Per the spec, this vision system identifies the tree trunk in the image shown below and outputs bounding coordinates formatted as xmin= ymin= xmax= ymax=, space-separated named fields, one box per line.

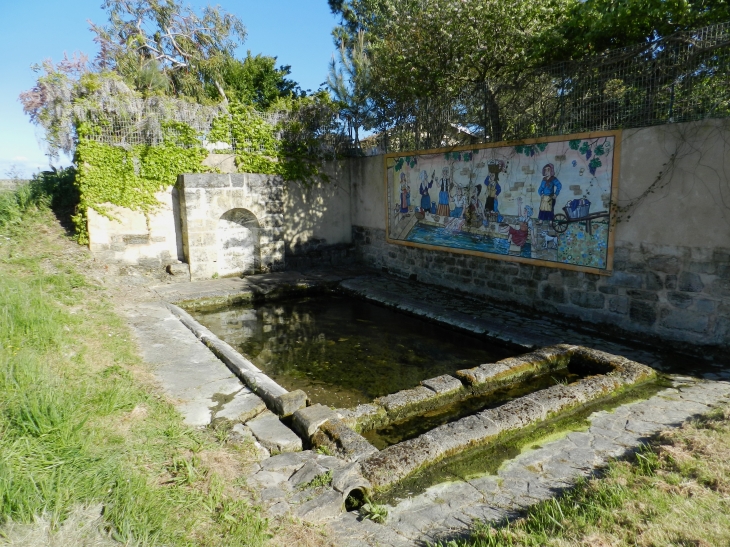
xmin=213 ymin=79 xmax=228 ymax=105
xmin=484 ymin=85 xmax=502 ymax=143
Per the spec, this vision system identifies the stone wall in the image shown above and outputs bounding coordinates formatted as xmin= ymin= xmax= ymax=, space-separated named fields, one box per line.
xmin=349 ymin=120 xmax=730 ymax=350
xmin=178 ymin=173 xmax=286 ymax=280
xmin=87 ymin=189 xmax=184 ymax=269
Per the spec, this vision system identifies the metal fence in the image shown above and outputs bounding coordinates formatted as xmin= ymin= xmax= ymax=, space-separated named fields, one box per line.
xmin=85 ymin=21 xmax=730 ymax=157
xmin=365 ymin=21 xmax=730 ymax=154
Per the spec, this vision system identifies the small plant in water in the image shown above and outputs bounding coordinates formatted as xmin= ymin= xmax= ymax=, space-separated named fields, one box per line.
xmin=359 ymin=496 xmax=388 ymax=524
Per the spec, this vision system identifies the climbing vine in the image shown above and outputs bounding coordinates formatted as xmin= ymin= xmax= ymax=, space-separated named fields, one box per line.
xmin=73 ymin=122 xmax=210 ymax=243
xmin=208 ymin=100 xmax=335 ymax=186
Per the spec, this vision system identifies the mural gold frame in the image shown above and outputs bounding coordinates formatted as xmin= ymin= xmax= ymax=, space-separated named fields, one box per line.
xmin=383 ymin=130 xmax=622 ymax=276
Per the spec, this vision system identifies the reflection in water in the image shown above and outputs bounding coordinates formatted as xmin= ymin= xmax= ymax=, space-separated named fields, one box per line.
xmin=191 ymin=294 xmax=515 ymax=407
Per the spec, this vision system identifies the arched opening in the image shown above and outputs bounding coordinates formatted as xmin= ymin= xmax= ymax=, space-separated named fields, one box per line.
xmin=217 ymin=208 xmax=260 ymax=277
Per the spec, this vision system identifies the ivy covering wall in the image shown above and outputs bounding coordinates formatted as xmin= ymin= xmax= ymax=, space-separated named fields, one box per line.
xmin=73 ymin=122 xmax=210 ymax=243
xmin=70 ymin=99 xmax=336 ymax=243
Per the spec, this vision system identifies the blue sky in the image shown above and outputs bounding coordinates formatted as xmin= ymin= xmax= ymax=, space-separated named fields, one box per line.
xmin=0 ymin=0 xmax=340 ymax=177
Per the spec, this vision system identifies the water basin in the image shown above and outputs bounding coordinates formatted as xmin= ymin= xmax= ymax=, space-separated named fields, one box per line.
xmin=190 ymin=293 xmax=516 ymax=408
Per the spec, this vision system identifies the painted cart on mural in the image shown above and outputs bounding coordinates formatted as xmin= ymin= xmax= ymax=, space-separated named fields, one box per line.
xmin=551 ymin=199 xmax=610 ymax=235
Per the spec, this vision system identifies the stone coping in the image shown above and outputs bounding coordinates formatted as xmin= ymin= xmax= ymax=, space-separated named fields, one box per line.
xmin=336 ymin=345 xmax=577 ymax=434
xmin=358 ymin=346 xmax=656 ymax=491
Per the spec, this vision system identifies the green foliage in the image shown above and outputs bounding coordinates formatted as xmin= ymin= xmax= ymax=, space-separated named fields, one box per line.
xmin=538 ymin=0 xmax=730 ymax=62
xmin=299 ymin=470 xmax=333 ymax=490
xmin=90 ymin=0 xmax=247 ymax=103
xmin=210 ymin=100 xmax=334 ymax=187
xmin=220 ymin=52 xmax=303 ymax=110
xmin=359 ymin=496 xmax=388 ymax=523
xmin=73 ymin=125 xmax=209 ymax=244
xmin=0 ymin=211 xmax=271 ymax=545
xmin=0 ymin=168 xmax=78 ymax=229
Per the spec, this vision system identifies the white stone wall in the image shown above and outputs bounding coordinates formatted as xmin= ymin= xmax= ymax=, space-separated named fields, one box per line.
xmin=87 ymin=188 xmax=183 ymax=268
xmin=178 ymin=173 xmax=286 ymax=280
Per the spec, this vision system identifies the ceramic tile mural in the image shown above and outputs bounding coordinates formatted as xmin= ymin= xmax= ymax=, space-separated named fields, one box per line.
xmin=385 ymin=132 xmax=620 ymax=274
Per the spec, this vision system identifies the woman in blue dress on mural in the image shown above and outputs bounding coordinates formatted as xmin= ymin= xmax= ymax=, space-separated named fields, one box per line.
xmin=419 ymin=170 xmax=434 ymax=212
xmin=537 ymin=163 xmax=562 ymax=222
xmin=437 ymin=167 xmax=450 ymax=216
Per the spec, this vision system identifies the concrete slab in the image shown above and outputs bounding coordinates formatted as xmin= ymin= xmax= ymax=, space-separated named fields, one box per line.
xmin=125 ymin=301 xmax=244 ymax=427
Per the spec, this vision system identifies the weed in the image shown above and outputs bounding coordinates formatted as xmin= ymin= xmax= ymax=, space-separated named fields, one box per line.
xmin=359 ymin=496 xmax=388 ymax=524
xmin=316 ymin=445 xmax=333 ymax=456
xmin=299 ymin=470 xmax=333 ymax=490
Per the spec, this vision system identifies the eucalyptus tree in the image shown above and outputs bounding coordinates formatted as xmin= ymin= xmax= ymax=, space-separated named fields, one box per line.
xmin=90 ymin=0 xmax=247 ymax=102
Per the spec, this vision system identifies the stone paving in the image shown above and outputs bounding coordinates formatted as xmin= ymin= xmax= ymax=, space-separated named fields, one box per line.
xmin=327 ymin=377 xmax=730 ymax=546
xmin=123 ymin=271 xmax=730 ymax=547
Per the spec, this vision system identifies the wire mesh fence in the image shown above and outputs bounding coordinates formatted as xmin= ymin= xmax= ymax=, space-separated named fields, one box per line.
xmin=84 ymin=21 xmax=730 ymax=157
xmin=365 ymin=21 xmax=730 ymax=155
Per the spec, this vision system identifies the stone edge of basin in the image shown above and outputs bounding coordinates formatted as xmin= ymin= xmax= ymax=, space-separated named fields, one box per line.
xmin=155 ymin=271 xmax=338 ymax=312
xmin=335 ymin=344 xmax=579 ymax=433
xmin=166 ymin=303 xmax=307 ymax=419
xmin=358 ymin=345 xmax=657 ymax=492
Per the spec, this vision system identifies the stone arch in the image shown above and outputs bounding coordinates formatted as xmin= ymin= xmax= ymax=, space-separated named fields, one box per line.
xmin=217 ymin=208 xmax=260 ymax=276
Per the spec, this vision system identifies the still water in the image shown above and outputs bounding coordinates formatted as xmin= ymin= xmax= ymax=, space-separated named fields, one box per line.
xmin=190 ymin=294 xmax=516 ymax=408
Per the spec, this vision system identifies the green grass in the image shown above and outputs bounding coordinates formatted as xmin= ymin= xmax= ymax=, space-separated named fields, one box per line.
xmin=436 ymin=406 xmax=730 ymax=547
xmin=0 ymin=199 xmax=271 ymax=545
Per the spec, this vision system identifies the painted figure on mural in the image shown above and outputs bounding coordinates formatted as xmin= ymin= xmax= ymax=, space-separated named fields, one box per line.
xmin=437 ymin=167 xmax=451 ymax=216
xmin=538 ymin=163 xmax=562 ymax=222
xmin=504 ymin=199 xmax=535 ymax=256
xmin=419 ymin=170 xmax=434 ymax=212
xmin=399 ymin=172 xmax=410 ymax=214
xmin=451 ymin=185 xmax=466 ymax=218
xmin=466 ymin=184 xmax=483 ymax=227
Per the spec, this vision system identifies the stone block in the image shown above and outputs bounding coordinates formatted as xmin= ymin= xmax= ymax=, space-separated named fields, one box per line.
xmin=660 ymin=309 xmax=710 ymax=333
xmin=665 ymin=275 xmax=678 ymax=290
xmin=311 ymin=418 xmax=378 ymax=462
xmin=667 ymin=291 xmax=693 ymax=309
xmin=629 ymin=299 xmax=657 ymax=326
xmin=421 ymin=374 xmax=464 ymax=395
xmin=273 ymin=389 xmax=308 ymax=418
xmin=626 ymin=289 xmax=659 ymax=302
xmin=296 ymin=490 xmax=344 ymax=523
xmin=646 ymin=256 xmax=681 ymax=274
xmin=539 ymin=284 xmax=566 ymax=303
xmin=289 ymin=460 xmax=328 ymax=488
xmin=215 ymin=390 xmax=266 ymax=423
xmin=678 ymin=271 xmax=704 ymax=292
xmin=569 ymin=290 xmax=605 ymax=309
xmin=336 ymin=404 xmax=387 ymax=432
xmin=375 ymin=386 xmax=438 ymax=421
xmin=695 ymin=299 xmax=717 ymax=313
xmin=261 ymin=451 xmax=316 ymax=475
xmin=605 ymin=271 xmax=643 ymax=289
xmin=608 ymin=295 xmax=629 ymax=314
xmin=644 ymin=272 xmax=663 ymax=291
xmin=293 ymin=404 xmax=338 ymax=438
xmin=247 ymin=411 xmax=302 ymax=454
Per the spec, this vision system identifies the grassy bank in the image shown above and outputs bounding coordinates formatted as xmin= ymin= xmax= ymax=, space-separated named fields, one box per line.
xmin=0 ymin=186 xmax=271 ymax=544
xmin=439 ymin=404 xmax=730 ymax=547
